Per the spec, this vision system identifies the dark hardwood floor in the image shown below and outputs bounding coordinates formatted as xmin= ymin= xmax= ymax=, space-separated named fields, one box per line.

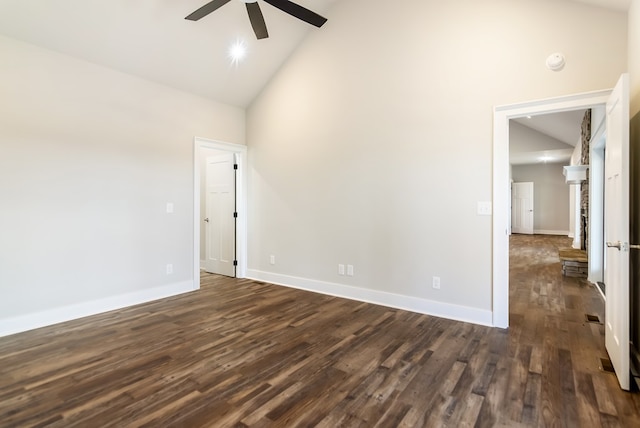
xmin=1 ymin=234 xmax=639 ymax=427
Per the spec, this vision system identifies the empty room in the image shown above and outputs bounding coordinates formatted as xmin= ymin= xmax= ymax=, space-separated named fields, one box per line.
xmin=1 ymin=0 xmax=640 ymax=426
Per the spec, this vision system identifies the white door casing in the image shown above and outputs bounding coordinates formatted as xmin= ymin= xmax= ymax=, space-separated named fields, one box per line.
xmin=589 ymin=118 xmax=607 ymax=287
xmin=604 ymin=74 xmax=630 ymax=391
xmin=193 ymin=137 xmax=247 ymax=291
xmin=493 ymin=89 xmax=612 ymax=329
xmin=512 ymin=182 xmax=534 ymax=235
xmin=204 ymin=153 xmax=236 ymax=277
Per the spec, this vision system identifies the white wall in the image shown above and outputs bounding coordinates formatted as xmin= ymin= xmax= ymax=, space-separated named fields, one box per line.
xmin=512 ymin=164 xmax=570 ymax=234
xmin=246 ymin=0 xmax=627 ymax=324
xmin=0 ymin=35 xmax=245 ymax=334
xmin=631 ymin=0 xmax=640 ymax=116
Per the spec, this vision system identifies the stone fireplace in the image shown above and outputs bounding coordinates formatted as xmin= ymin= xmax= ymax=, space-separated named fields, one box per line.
xmin=580 ymin=110 xmax=591 ymax=251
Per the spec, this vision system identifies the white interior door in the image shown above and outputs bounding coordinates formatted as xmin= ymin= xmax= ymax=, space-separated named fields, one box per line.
xmin=512 ymin=182 xmax=534 ymax=234
xmin=604 ymin=74 xmax=630 ymax=390
xmin=204 ymin=153 xmax=236 ymax=277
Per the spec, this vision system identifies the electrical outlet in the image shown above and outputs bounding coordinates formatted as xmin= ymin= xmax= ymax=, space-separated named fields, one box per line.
xmin=432 ymin=276 xmax=441 ymax=289
xmin=347 ymin=265 xmax=354 ymax=277
xmin=270 ymin=255 xmax=275 ymax=265
xmin=338 ymin=264 xmax=345 ymax=275
xmin=166 ymin=264 xmax=173 ymax=275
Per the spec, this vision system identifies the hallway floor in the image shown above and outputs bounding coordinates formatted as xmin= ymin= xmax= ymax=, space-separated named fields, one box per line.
xmin=508 ymin=233 xmax=639 ymax=426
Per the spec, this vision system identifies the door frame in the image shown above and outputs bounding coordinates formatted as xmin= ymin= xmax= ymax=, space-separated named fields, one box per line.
xmin=589 ymin=115 xmax=607 ymax=289
xmin=193 ymin=137 xmax=248 ymax=290
xmin=492 ymin=89 xmax=611 ymax=328
xmin=203 ymin=152 xmax=237 ymax=277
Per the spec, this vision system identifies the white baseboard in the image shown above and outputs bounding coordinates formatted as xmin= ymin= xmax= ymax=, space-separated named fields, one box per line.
xmin=200 ymin=260 xmax=206 ymax=270
xmin=246 ymin=270 xmax=493 ymax=327
xmin=534 ymin=229 xmax=570 ymax=236
xmin=0 ymin=280 xmax=194 ymax=338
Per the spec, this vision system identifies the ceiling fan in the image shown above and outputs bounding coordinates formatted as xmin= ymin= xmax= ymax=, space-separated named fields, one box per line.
xmin=185 ymin=0 xmax=328 ymax=40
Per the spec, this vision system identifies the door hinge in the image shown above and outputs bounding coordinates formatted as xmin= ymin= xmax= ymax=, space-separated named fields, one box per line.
xmin=233 ymin=212 xmax=238 ymax=218
xmin=233 ymin=260 xmax=238 ymax=266
xmin=234 ymin=164 xmax=238 ymax=170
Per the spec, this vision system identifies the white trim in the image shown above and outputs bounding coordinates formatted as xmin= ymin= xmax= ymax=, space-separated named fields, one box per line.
xmin=493 ymin=89 xmax=611 ymax=329
xmin=247 ymin=270 xmax=493 ymax=327
xmin=533 ymin=229 xmax=570 ymax=236
xmin=572 ymin=183 xmax=583 ymax=249
xmin=594 ymin=280 xmax=606 ymax=301
xmin=588 ymin=116 xmax=607 ymax=285
xmin=193 ymin=137 xmax=248 ymax=292
xmin=200 ymin=260 xmax=206 ymax=270
xmin=0 ymin=281 xmax=193 ymax=338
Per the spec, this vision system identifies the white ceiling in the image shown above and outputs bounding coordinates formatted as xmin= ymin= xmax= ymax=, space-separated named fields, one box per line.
xmin=513 ymin=110 xmax=586 ymax=146
xmin=511 ymin=110 xmax=587 ymax=165
xmin=0 ymin=0 xmax=629 ymax=108
xmin=0 ymin=0 xmax=337 ymax=107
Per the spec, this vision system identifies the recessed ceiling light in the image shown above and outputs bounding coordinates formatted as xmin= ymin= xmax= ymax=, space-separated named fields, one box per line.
xmin=539 ymin=156 xmax=553 ymax=162
xmin=228 ymin=40 xmax=247 ymax=66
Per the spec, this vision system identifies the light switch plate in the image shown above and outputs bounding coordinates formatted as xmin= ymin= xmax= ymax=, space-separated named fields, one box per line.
xmin=166 ymin=202 xmax=174 ymax=214
xmin=477 ymin=201 xmax=492 ymax=216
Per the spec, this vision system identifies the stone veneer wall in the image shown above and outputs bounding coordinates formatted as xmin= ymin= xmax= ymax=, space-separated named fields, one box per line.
xmin=580 ymin=109 xmax=591 ymax=251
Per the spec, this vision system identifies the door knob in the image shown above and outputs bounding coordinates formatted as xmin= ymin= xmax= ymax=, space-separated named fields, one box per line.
xmin=204 ymin=218 xmax=209 ymax=223
xmin=606 ymin=241 xmax=622 ymax=250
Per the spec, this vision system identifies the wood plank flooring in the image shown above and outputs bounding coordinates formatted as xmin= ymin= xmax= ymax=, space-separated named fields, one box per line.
xmin=1 ymin=234 xmax=639 ymax=427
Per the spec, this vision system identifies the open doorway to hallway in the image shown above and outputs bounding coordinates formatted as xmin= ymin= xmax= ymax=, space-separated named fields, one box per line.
xmin=492 ymin=89 xmax=611 ymax=329
xmin=509 ymin=110 xmax=584 ymax=237
xmin=192 ymin=137 xmax=248 ymax=290
xmin=494 ymin=76 xmax=632 ymax=390
xmin=508 ymin=108 xmax=602 ymax=284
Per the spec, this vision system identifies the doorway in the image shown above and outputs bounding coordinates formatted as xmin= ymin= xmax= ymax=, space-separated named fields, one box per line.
xmin=492 ymin=89 xmax=612 ymax=328
xmin=203 ymin=152 xmax=237 ymax=277
xmin=193 ymin=137 xmax=247 ymax=290
xmin=494 ymin=77 xmax=632 ymax=390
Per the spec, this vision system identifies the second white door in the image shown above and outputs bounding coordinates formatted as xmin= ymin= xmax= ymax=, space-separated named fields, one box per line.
xmin=604 ymin=74 xmax=630 ymax=390
xmin=204 ymin=153 xmax=236 ymax=277
xmin=512 ymin=182 xmax=534 ymax=235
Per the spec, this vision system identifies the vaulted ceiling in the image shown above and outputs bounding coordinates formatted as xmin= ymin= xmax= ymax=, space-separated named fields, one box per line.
xmin=510 ymin=110 xmax=586 ymax=165
xmin=0 ymin=0 xmax=630 ymax=108
xmin=0 ymin=0 xmax=337 ymax=107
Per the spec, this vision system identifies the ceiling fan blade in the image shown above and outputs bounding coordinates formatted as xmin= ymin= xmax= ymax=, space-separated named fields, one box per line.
xmin=246 ymin=2 xmax=269 ymax=39
xmin=185 ymin=0 xmax=233 ymax=21
xmin=263 ymin=0 xmax=327 ymax=28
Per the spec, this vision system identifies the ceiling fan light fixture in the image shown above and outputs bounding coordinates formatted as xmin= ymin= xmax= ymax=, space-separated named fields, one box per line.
xmin=186 ymin=0 xmax=327 ymax=40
